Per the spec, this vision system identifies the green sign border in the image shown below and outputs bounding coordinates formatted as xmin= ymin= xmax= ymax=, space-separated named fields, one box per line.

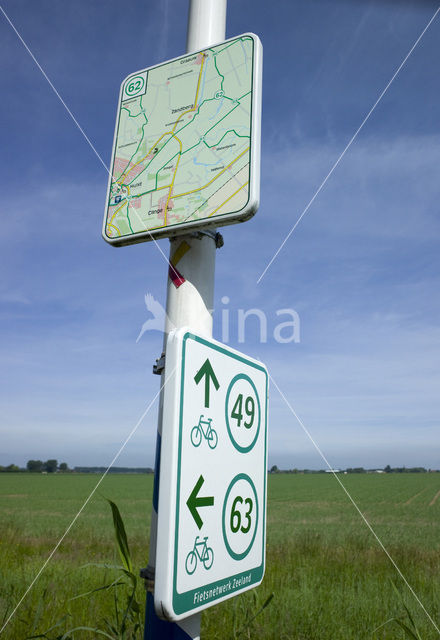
xmin=225 ymin=373 xmax=261 ymax=452
xmin=172 ymin=332 xmax=268 ymax=615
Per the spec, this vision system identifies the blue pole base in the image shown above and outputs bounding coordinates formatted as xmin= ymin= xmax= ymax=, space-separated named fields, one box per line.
xmin=144 ymin=591 xmax=194 ymax=640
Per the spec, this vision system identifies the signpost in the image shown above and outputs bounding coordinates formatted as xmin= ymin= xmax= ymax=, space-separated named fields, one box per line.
xmin=103 ymin=1 xmax=266 ymax=637
xmin=155 ymin=328 xmax=268 ymax=620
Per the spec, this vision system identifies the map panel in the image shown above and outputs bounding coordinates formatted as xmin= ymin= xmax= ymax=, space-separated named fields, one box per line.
xmin=103 ymin=34 xmax=262 ymax=245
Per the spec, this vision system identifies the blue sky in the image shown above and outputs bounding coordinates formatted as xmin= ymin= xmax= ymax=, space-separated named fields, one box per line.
xmin=1 ymin=0 xmax=439 ymax=470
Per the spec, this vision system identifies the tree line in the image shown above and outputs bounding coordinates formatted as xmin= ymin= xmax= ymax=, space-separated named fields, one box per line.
xmin=269 ymin=465 xmax=436 ymax=474
xmin=0 ymin=461 xmax=154 ymax=473
xmin=0 ymin=460 xmax=69 ymax=473
xmin=2 ymin=462 xmax=435 ymax=474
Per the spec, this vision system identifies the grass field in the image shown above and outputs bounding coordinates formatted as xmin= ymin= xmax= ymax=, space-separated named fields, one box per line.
xmin=0 ymin=473 xmax=439 ymax=639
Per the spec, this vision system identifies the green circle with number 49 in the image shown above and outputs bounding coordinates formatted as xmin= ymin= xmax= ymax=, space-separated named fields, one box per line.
xmin=225 ymin=374 xmax=261 ymax=453
xmin=222 ymin=473 xmax=259 ymax=560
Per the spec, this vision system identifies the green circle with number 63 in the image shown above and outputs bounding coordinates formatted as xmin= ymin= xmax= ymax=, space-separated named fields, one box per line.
xmin=222 ymin=473 xmax=259 ymax=560
xmin=225 ymin=373 xmax=261 ymax=453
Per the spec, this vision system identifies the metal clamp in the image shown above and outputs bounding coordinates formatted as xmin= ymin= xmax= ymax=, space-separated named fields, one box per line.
xmin=168 ymin=228 xmax=224 ymax=248
xmin=140 ymin=565 xmax=155 ymax=593
xmin=190 ymin=229 xmax=224 ymax=248
xmin=214 ymin=231 xmax=224 ymax=248
xmin=153 ymin=352 xmax=165 ymax=375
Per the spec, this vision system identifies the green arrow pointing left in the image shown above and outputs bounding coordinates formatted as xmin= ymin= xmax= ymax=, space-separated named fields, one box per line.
xmin=186 ymin=475 xmax=214 ymax=530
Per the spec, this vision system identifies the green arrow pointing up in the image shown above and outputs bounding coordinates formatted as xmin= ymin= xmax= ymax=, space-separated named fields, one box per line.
xmin=194 ymin=358 xmax=219 ymax=408
xmin=186 ymin=475 xmax=214 ymax=530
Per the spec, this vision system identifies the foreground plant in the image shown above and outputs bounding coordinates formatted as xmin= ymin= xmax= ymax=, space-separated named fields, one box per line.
xmin=372 ymin=580 xmax=424 ymax=640
xmin=389 ymin=580 xmax=423 ymax=640
xmin=62 ymin=499 xmax=143 ymax=640
xmin=21 ymin=593 xmax=70 ymax=640
xmin=234 ymin=591 xmax=275 ymax=640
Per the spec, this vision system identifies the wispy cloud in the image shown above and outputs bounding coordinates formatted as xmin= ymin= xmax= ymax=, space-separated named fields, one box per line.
xmin=0 ymin=291 xmax=31 ymax=305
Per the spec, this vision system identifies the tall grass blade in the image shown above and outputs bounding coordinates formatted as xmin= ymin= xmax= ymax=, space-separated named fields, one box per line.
xmin=61 ymin=626 xmax=116 ymax=639
xmin=389 ymin=580 xmax=423 ymax=640
xmin=24 ymin=614 xmax=70 ymax=639
xmin=23 ymin=613 xmax=70 ymax=639
xmin=68 ymin=578 xmax=125 ymax=601
xmin=233 ymin=592 xmax=274 ymax=638
xmin=393 ymin=618 xmax=422 ymax=640
xmin=29 ymin=587 xmax=46 ymax=635
xmin=106 ymin=498 xmax=133 ymax=574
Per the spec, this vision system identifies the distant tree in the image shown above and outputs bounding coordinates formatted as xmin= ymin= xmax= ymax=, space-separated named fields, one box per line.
xmin=44 ymin=459 xmax=58 ymax=473
xmin=59 ymin=462 xmax=69 ymax=472
xmin=384 ymin=465 xmax=391 ymax=473
xmin=0 ymin=465 xmax=5 ymax=472
xmin=269 ymin=465 xmax=279 ymax=474
xmin=27 ymin=460 xmax=44 ymax=472
xmin=6 ymin=464 xmax=20 ymax=472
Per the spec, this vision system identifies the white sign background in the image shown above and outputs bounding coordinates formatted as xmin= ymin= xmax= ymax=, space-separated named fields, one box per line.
xmin=155 ymin=328 xmax=268 ymax=621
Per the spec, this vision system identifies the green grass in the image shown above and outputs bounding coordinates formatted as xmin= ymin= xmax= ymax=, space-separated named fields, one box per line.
xmin=0 ymin=473 xmax=439 ymax=639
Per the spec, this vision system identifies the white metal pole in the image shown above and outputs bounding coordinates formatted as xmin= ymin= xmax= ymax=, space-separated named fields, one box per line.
xmin=186 ymin=0 xmax=227 ymax=52
xmin=144 ymin=2 xmax=227 ymax=639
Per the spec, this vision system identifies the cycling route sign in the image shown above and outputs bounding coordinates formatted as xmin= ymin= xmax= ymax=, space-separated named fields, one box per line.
xmin=155 ymin=328 xmax=268 ymax=620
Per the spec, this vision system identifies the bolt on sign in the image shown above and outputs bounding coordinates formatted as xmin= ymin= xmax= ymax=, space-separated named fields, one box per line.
xmin=103 ymin=33 xmax=262 ymax=246
xmin=155 ymin=328 xmax=268 ymax=620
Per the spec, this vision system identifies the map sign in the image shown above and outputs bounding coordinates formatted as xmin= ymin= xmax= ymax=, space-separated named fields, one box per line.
xmin=155 ymin=328 xmax=268 ymax=621
xmin=103 ymin=34 xmax=262 ymax=246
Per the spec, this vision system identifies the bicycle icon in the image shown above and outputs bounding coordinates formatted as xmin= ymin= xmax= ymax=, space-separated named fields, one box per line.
xmin=185 ymin=536 xmax=214 ymax=575
xmin=190 ymin=415 xmax=218 ymax=449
